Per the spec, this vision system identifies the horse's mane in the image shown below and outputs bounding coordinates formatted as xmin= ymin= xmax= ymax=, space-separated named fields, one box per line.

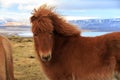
xmin=31 ymin=5 xmax=81 ymax=36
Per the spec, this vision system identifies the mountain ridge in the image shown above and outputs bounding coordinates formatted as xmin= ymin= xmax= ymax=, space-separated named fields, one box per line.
xmin=0 ymin=18 xmax=120 ymax=32
xmin=69 ymin=18 xmax=120 ymax=32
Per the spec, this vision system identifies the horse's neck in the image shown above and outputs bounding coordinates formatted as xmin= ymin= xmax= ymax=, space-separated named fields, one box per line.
xmin=53 ymin=33 xmax=80 ymax=49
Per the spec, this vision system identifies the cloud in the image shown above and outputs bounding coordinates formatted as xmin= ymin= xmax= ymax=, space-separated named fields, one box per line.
xmin=1 ymin=0 xmax=26 ymax=8
xmin=1 ymin=0 xmax=120 ymax=21
xmin=0 ymin=0 xmax=58 ymax=21
xmin=1 ymin=0 xmax=119 ymax=13
xmin=18 ymin=4 xmax=34 ymax=11
xmin=57 ymin=0 xmax=120 ymax=10
xmin=1 ymin=0 xmax=57 ymax=10
xmin=64 ymin=16 xmax=101 ymax=20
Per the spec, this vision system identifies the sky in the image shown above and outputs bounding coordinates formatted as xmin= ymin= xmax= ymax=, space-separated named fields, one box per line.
xmin=0 ymin=0 xmax=120 ymax=21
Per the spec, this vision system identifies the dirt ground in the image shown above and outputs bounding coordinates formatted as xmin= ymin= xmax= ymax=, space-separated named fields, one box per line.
xmin=8 ymin=36 xmax=47 ymax=80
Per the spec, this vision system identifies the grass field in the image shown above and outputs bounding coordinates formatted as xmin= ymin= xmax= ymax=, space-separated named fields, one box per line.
xmin=8 ymin=36 xmax=117 ymax=80
xmin=8 ymin=36 xmax=47 ymax=80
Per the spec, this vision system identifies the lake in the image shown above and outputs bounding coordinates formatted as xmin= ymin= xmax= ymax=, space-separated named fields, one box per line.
xmin=18 ymin=32 xmax=111 ymax=37
xmin=81 ymin=32 xmax=111 ymax=37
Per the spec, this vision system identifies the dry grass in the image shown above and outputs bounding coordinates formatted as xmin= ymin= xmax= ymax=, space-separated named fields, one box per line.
xmin=7 ymin=36 xmax=118 ymax=80
xmin=8 ymin=36 xmax=47 ymax=80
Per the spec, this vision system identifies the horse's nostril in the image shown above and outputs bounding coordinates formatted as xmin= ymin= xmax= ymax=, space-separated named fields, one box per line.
xmin=41 ymin=55 xmax=51 ymax=62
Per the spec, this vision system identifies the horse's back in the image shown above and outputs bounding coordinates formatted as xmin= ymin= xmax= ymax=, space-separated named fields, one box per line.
xmin=0 ymin=35 xmax=14 ymax=80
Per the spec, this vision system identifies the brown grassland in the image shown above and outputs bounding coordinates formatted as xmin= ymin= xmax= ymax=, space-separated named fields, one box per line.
xmin=7 ymin=36 xmax=117 ymax=80
xmin=8 ymin=36 xmax=47 ymax=80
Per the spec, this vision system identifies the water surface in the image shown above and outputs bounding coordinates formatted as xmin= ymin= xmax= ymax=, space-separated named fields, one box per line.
xmin=18 ymin=32 xmax=111 ymax=37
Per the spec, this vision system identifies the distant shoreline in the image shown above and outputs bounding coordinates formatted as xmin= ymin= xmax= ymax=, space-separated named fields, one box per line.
xmin=0 ymin=31 xmax=112 ymax=37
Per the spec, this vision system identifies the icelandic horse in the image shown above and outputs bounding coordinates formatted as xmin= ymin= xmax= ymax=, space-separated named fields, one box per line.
xmin=0 ymin=35 xmax=14 ymax=80
xmin=30 ymin=5 xmax=120 ymax=80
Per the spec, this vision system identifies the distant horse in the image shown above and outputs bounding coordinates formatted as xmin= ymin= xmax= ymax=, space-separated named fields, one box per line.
xmin=0 ymin=35 xmax=14 ymax=80
xmin=30 ymin=5 xmax=120 ymax=80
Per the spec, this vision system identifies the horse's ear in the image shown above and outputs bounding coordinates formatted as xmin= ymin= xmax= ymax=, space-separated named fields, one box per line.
xmin=30 ymin=8 xmax=38 ymax=22
xmin=30 ymin=16 xmax=37 ymax=22
xmin=34 ymin=8 xmax=37 ymax=13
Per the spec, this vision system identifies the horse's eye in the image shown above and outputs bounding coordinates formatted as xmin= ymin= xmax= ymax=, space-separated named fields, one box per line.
xmin=34 ymin=33 xmax=38 ymax=36
xmin=49 ymin=32 xmax=53 ymax=35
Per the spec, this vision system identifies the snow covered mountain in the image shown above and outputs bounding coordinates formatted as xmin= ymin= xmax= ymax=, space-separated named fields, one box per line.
xmin=0 ymin=18 xmax=120 ymax=32
xmin=69 ymin=18 xmax=120 ymax=32
xmin=0 ymin=18 xmax=29 ymax=26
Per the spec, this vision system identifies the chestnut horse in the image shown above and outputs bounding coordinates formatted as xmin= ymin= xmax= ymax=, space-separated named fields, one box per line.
xmin=0 ymin=35 xmax=14 ymax=80
xmin=30 ymin=5 xmax=120 ymax=80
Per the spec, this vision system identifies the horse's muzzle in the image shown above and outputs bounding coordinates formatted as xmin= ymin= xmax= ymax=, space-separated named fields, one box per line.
xmin=41 ymin=54 xmax=51 ymax=62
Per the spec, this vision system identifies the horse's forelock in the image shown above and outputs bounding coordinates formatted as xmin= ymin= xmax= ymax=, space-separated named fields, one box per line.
xmin=31 ymin=16 xmax=54 ymax=36
xmin=30 ymin=4 xmax=54 ymax=22
xmin=31 ymin=4 xmax=55 ymax=34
